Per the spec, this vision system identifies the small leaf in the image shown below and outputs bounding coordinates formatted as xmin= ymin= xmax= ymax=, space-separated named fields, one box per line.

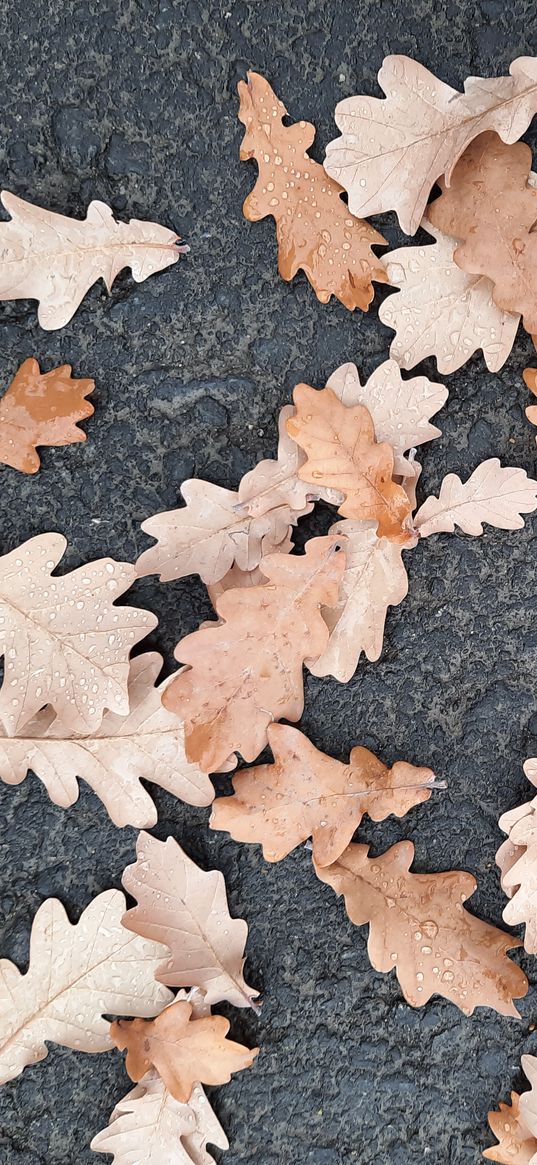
xmin=0 ymin=358 xmax=94 ymax=473
xmin=414 ymin=459 xmax=537 ymax=537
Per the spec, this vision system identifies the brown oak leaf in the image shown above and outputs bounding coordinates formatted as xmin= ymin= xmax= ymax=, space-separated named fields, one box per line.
xmin=0 ymin=358 xmax=94 ymax=473
xmin=428 ymin=133 xmax=537 ymax=334
xmin=485 ymin=1092 xmax=537 ymax=1163
xmin=286 ymin=384 xmax=413 ymax=541
xmin=210 ymin=723 xmax=438 ymax=866
xmin=122 ymin=832 xmax=259 ymax=1010
xmin=324 ymin=55 xmax=537 ymax=235
xmin=315 ymin=840 xmax=528 ymax=1015
xmin=239 ymin=71 xmax=387 ymax=310
xmin=0 ymin=191 xmax=186 ymax=330
xmin=162 ymin=535 xmax=345 ymax=772
xmin=110 ymin=999 xmax=259 ymax=1104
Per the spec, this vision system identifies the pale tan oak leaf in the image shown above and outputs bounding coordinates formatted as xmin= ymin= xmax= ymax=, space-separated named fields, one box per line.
xmin=379 ymin=220 xmax=520 ymax=374
xmin=324 ymin=54 xmax=537 ymax=235
xmin=0 ymin=533 xmax=157 ymax=737
xmin=162 ymin=535 xmax=346 ymax=772
xmin=137 ymin=407 xmax=313 ymax=586
xmin=0 ymin=889 xmax=173 ymax=1084
xmin=326 ymin=358 xmax=447 ymax=476
xmin=122 ymin=831 xmax=259 ymax=1010
xmin=315 ymin=840 xmax=528 ymax=1016
xmin=485 ymin=1090 xmax=537 ymax=1163
xmin=306 ymin=518 xmax=411 ymax=682
xmin=206 ymin=532 xmax=295 ymax=607
xmin=0 ymin=653 xmax=214 ymax=828
xmin=498 ymin=760 xmax=537 ymax=953
xmin=211 ymin=722 xmax=438 ymax=866
xmin=110 ymin=998 xmax=258 ymax=1103
xmin=520 ymin=1057 xmax=537 ymax=1157
xmin=414 ymin=460 xmax=537 ymax=537
xmin=0 ymin=191 xmax=186 ymax=330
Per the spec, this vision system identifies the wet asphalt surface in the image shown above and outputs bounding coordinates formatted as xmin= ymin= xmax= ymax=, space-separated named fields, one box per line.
xmin=0 ymin=2 xmax=537 ymax=1162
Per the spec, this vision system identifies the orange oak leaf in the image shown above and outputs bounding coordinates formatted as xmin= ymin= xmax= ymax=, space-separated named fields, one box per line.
xmin=413 ymin=460 xmax=537 ymax=537
xmin=162 ymin=535 xmax=345 ymax=772
xmin=286 ymin=384 xmax=413 ymax=542
xmin=0 ymin=191 xmax=186 ymax=330
xmin=122 ymin=832 xmax=259 ymax=1010
xmin=485 ymin=1092 xmax=537 ymax=1163
xmin=523 ymin=368 xmax=537 ymax=437
xmin=110 ymin=999 xmax=258 ymax=1104
xmin=238 ymin=71 xmax=387 ymax=311
xmin=428 ymin=133 xmax=537 ymax=334
xmin=324 ymin=55 xmax=537 ymax=235
xmin=315 ymin=841 xmax=528 ymax=1016
xmin=0 ymin=533 xmax=157 ymax=736
xmin=0 ymin=358 xmax=94 ymax=473
xmin=210 ymin=723 xmax=438 ymax=866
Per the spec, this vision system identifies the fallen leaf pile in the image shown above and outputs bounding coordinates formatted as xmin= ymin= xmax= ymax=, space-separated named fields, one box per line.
xmin=0 ymin=832 xmax=258 ymax=1160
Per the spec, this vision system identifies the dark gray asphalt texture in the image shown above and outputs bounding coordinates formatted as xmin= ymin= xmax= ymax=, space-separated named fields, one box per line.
xmin=0 ymin=2 xmax=537 ymax=1163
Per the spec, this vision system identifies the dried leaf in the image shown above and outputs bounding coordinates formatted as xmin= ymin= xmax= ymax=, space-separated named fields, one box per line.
xmin=498 ymin=760 xmax=537 ymax=952
xmin=324 ymin=55 xmax=537 ymax=235
xmin=315 ymin=841 xmax=528 ymax=1016
xmin=211 ymin=722 xmax=436 ymax=866
xmin=162 ymin=536 xmax=345 ymax=772
xmin=520 ymin=1057 xmax=537 ymax=1150
xmin=122 ymin=831 xmax=259 ymax=1009
xmin=0 ymin=191 xmax=185 ymax=330
xmin=91 ymin=1072 xmax=228 ymax=1165
xmin=484 ymin=1092 xmax=537 ymax=1163
xmin=0 ymin=653 xmax=214 ymax=828
xmin=110 ymin=999 xmax=258 ymax=1104
xmin=207 ymin=532 xmax=295 ymax=607
xmin=0 ymin=533 xmax=157 ymax=736
xmin=379 ymin=220 xmax=520 ymax=374
xmin=326 ymin=358 xmax=447 ymax=475
xmin=428 ymin=133 xmax=537 ymax=333
xmin=239 ymin=71 xmax=387 ymax=310
xmin=286 ymin=384 xmax=413 ymax=541
xmin=0 ymin=889 xmax=173 ymax=1084
xmin=137 ymin=407 xmax=312 ymax=585
xmin=523 ymin=368 xmax=537 ymax=436
xmin=0 ymin=358 xmax=94 ymax=473
xmin=414 ymin=460 xmax=537 ymax=537
xmin=307 ymin=519 xmax=410 ymax=682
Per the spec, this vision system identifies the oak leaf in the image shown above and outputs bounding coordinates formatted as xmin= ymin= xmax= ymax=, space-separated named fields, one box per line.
xmin=379 ymin=220 xmax=520 ymax=374
xmin=110 ymin=999 xmax=258 ymax=1104
xmin=207 ymin=532 xmax=295 ymax=607
xmin=523 ymin=368 xmax=537 ymax=437
xmin=324 ymin=55 xmax=537 ymax=235
xmin=498 ymin=759 xmax=537 ymax=952
xmin=0 ymin=653 xmax=214 ymax=828
xmin=0 ymin=533 xmax=157 ymax=737
xmin=137 ymin=407 xmax=312 ymax=585
xmin=307 ymin=519 xmax=410 ymax=682
xmin=0 ymin=889 xmax=173 ymax=1084
xmin=0 ymin=358 xmax=94 ymax=473
xmin=122 ymin=831 xmax=259 ymax=1009
xmin=239 ymin=71 xmax=387 ymax=310
xmin=0 ymin=191 xmax=185 ymax=330
xmin=485 ymin=1091 xmax=537 ymax=1163
xmin=326 ymin=358 xmax=447 ymax=475
xmin=286 ymin=384 xmax=413 ymax=541
xmin=428 ymin=133 xmax=537 ymax=334
xmin=414 ymin=460 xmax=537 ymax=537
xmin=315 ymin=840 xmax=528 ymax=1015
xmin=162 ymin=535 xmax=345 ymax=772
xmin=91 ymin=1072 xmax=228 ymax=1165
xmin=211 ymin=722 xmax=437 ymax=866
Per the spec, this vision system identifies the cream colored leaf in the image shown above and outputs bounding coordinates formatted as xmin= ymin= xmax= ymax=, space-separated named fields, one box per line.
xmin=0 ymin=192 xmax=185 ymax=330
xmin=0 ymin=653 xmax=214 ymax=828
xmin=414 ymin=460 xmax=537 ymax=537
xmin=379 ymin=220 xmax=520 ymax=374
xmin=137 ymin=407 xmax=312 ymax=585
xmin=122 ymin=831 xmax=259 ymax=1010
xmin=0 ymin=889 xmax=173 ymax=1084
xmin=520 ymin=1057 xmax=537 ymax=1148
xmin=324 ymin=55 xmax=537 ymax=234
xmin=308 ymin=519 xmax=409 ymax=682
xmin=326 ymin=358 xmax=447 ymax=475
xmin=498 ymin=760 xmax=537 ymax=952
xmin=0 ymin=533 xmax=157 ymax=737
